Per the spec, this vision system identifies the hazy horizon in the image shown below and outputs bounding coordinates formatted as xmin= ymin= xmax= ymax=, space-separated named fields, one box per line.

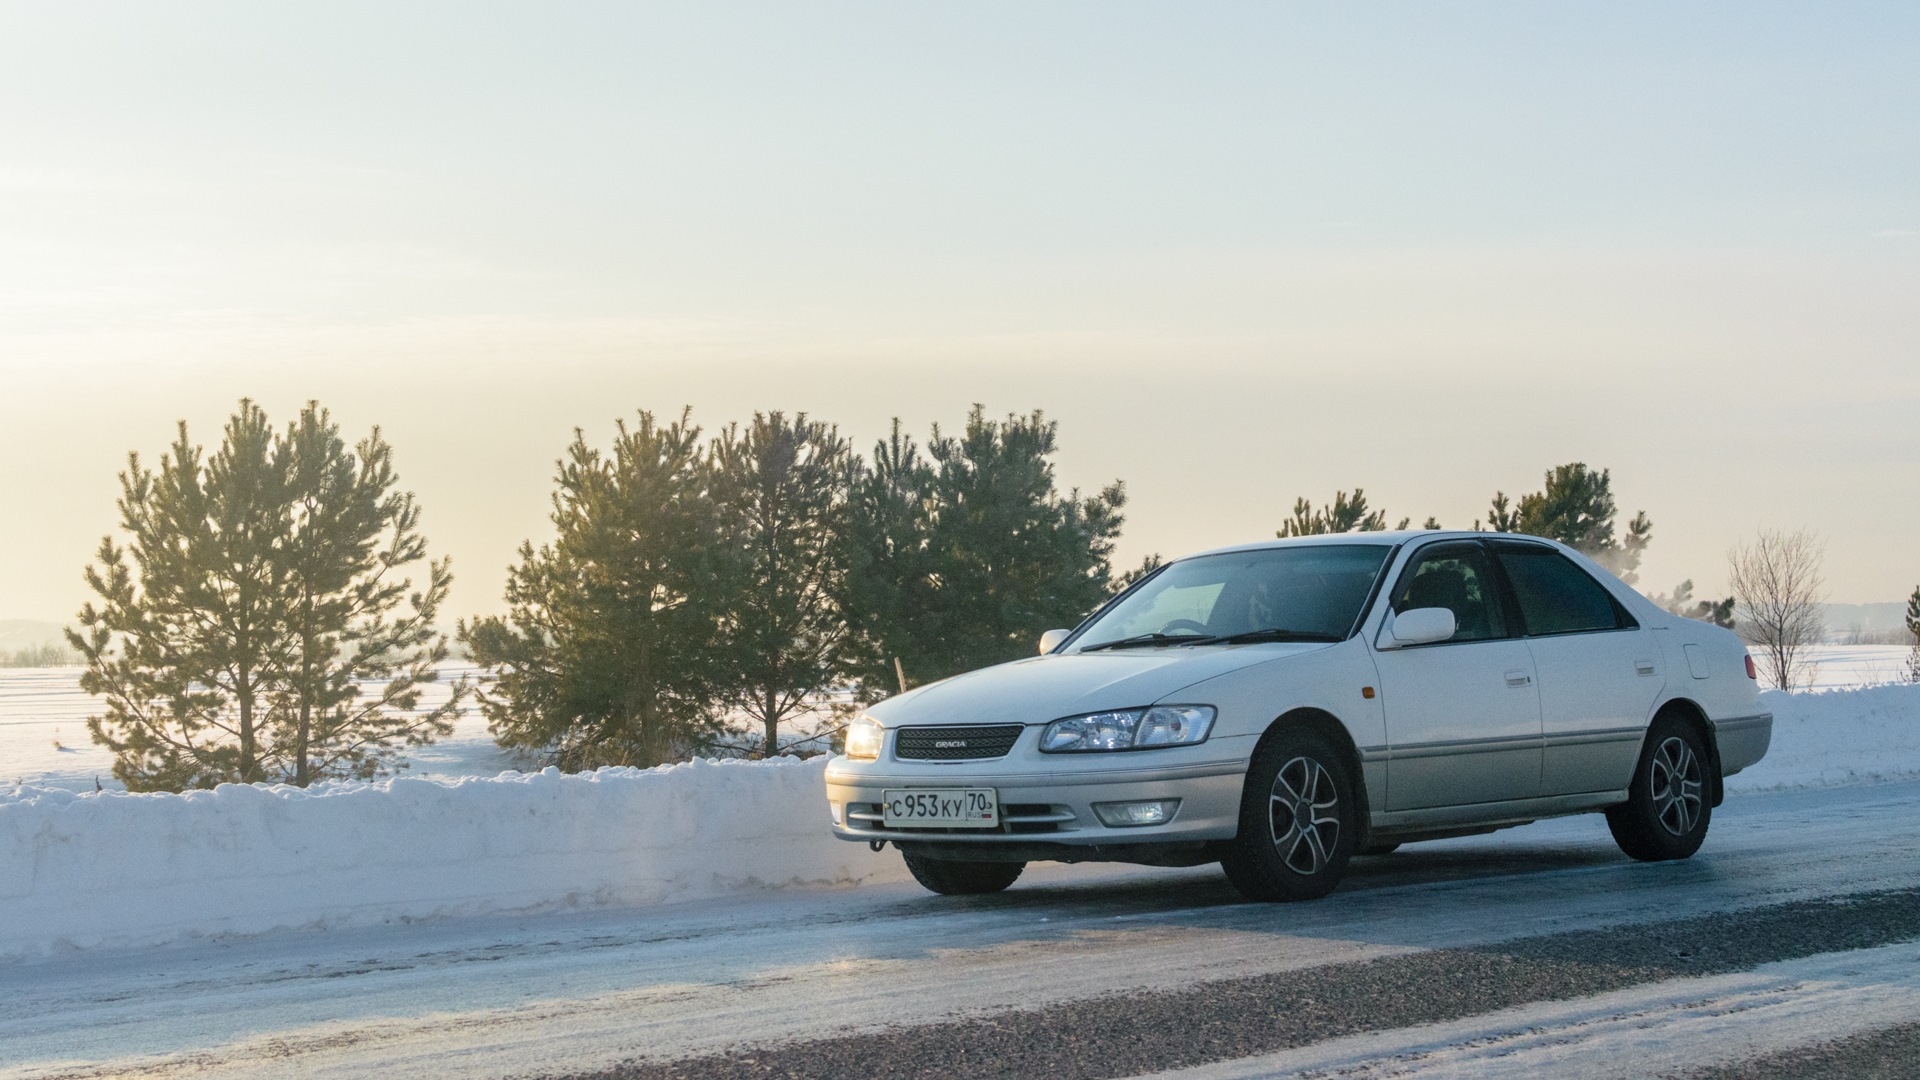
xmin=2 ymin=2 xmax=1915 ymax=622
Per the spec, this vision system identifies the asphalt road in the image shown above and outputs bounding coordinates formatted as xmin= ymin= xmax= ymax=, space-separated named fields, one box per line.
xmin=576 ymin=889 xmax=1920 ymax=1079
xmin=6 ymin=781 xmax=1920 ymax=1079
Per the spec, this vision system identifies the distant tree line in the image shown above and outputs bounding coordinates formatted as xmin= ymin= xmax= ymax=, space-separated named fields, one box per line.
xmin=0 ymin=641 xmax=80 ymax=668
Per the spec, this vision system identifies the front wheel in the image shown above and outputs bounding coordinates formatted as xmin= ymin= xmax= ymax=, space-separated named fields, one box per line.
xmin=1606 ymin=716 xmax=1712 ymax=862
xmin=900 ymin=852 xmax=1025 ymax=895
xmin=1220 ymin=730 xmax=1357 ymax=902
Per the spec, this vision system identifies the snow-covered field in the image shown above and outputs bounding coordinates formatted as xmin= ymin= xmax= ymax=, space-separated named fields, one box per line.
xmin=0 ymin=662 xmax=514 ymax=793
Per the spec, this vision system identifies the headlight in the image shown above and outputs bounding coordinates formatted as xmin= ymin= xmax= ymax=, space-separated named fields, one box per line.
xmin=843 ymin=715 xmax=884 ymax=761
xmin=1039 ymin=705 xmax=1215 ymax=753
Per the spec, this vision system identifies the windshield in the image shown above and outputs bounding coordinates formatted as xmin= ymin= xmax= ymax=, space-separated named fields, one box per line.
xmin=1074 ymin=544 xmax=1392 ymax=650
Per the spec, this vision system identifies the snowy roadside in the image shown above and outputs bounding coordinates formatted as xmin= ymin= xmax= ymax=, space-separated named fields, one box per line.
xmin=0 ymin=756 xmax=907 ymax=959
xmin=1728 ymin=684 xmax=1920 ymax=793
xmin=1 ymin=681 xmax=1914 ymax=960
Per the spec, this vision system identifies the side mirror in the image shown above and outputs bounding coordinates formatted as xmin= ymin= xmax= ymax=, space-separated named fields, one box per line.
xmin=1379 ymin=607 xmax=1456 ymax=648
xmin=1038 ymin=628 xmax=1072 ymax=654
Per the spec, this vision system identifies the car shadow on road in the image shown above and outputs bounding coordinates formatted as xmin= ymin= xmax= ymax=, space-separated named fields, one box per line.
xmin=874 ymin=839 xmax=1633 ymax=925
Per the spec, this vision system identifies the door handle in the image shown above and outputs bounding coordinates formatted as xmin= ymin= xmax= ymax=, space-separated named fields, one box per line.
xmin=1504 ymin=670 xmax=1532 ymax=687
xmin=1635 ymin=660 xmax=1656 ymax=676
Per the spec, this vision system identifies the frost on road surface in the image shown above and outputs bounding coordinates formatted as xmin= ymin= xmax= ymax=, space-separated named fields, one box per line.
xmin=5 ymin=780 xmax=1920 ymax=1080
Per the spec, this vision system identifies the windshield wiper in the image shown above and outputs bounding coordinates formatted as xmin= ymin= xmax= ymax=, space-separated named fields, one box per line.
xmin=1079 ymin=631 xmax=1220 ymax=652
xmin=1209 ymin=627 xmax=1343 ymax=645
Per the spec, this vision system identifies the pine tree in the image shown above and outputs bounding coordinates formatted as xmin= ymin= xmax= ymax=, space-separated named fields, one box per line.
xmin=838 ymin=420 xmax=941 ymax=697
xmin=1276 ymin=490 xmax=1388 ymax=537
xmin=1905 ymin=586 xmax=1919 ymax=684
xmin=276 ymin=404 xmax=464 ymax=785
xmin=1114 ymin=553 xmax=1165 ymax=592
xmin=1274 ymin=492 xmax=1438 ymax=537
xmin=71 ymin=405 xmax=289 ymax=789
xmin=918 ymin=407 xmax=1125 ymax=682
xmin=70 ymin=400 xmax=464 ymax=791
xmin=462 ymin=410 xmax=730 ymax=769
xmin=840 ymin=408 xmax=1125 ymax=695
xmin=1486 ymin=463 xmax=1652 ymax=583
xmin=1649 ymin=580 xmax=1737 ymax=629
xmin=711 ymin=412 xmax=856 ymax=757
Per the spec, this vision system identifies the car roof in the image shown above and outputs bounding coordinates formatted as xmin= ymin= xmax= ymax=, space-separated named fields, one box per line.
xmin=1180 ymin=530 xmax=1556 ymax=560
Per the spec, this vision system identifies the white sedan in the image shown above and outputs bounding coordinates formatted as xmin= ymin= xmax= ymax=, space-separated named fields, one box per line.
xmin=825 ymin=531 xmax=1770 ymax=901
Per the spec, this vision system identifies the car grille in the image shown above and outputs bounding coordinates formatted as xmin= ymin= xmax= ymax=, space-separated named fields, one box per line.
xmin=894 ymin=724 xmax=1024 ymax=761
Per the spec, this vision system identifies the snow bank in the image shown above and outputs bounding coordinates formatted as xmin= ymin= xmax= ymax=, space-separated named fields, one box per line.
xmin=1725 ymin=683 xmax=1920 ymax=792
xmin=0 ymin=756 xmax=906 ymax=958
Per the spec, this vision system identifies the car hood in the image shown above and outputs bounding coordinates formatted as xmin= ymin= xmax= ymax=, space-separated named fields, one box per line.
xmin=869 ymin=642 xmax=1334 ymax=727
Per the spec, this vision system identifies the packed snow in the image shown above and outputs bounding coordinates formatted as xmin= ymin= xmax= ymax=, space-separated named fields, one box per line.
xmin=0 ymin=756 xmax=907 ymax=958
xmin=1730 ymin=683 xmax=1920 ymax=792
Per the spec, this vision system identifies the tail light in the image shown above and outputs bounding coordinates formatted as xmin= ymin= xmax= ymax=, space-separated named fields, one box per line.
xmin=1744 ymin=654 xmax=1757 ymax=680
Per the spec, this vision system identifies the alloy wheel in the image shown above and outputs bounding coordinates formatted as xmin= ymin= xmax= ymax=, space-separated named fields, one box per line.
xmin=1269 ymin=755 xmax=1341 ymax=874
xmin=1650 ymin=736 xmax=1703 ymax=837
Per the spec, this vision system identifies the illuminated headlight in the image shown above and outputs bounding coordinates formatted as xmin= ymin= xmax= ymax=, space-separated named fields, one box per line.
xmin=1039 ymin=705 xmax=1215 ymax=753
xmin=844 ymin=715 xmax=884 ymax=761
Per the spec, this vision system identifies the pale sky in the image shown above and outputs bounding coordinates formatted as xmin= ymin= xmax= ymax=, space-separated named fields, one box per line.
xmin=1 ymin=2 xmax=1915 ymax=624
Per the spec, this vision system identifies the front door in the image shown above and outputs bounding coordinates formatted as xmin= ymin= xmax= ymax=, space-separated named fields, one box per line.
xmin=1372 ymin=541 xmax=1542 ymax=811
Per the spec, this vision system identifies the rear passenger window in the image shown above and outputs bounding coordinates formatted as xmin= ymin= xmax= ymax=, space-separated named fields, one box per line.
xmin=1492 ymin=544 xmax=1631 ymax=636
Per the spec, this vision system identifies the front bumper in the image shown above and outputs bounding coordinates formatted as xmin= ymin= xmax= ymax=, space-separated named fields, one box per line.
xmin=825 ymin=751 xmax=1249 ymax=849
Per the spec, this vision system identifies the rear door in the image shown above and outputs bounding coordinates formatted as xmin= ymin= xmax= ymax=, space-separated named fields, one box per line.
xmin=1489 ymin=541 xmax=1662 ymax=796
xmin=1371 ymin=541 xmax=1542 ymax=810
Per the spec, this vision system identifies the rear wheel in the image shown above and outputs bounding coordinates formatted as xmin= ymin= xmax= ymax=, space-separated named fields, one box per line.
xmin=1606 ymin=715 xmax=1712 ymax=862
xmin=900 ymin=852 xmax=1025 ymax=895
xmin=1220 ymin=730 xmax=1356 ymax=902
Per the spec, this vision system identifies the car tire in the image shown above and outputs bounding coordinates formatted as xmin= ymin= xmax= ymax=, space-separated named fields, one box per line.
xmin=1220 ymin=729 xmax=1357 ymax=902
xmin=1359 ymin=842 xmax=1401 ymax=856
xmin=900 ymin=852 xmax=1025 ymax=895
xmin=1606 ymin=714 xmax=1712 ymax=862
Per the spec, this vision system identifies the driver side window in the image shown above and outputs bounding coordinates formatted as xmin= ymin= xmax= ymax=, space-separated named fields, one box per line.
xmin=1390 ymin=543 xmax=1509 ymax=644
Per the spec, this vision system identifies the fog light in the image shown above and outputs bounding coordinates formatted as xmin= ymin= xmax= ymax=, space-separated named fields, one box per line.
xmin=1092 ymin=799 xmax=1180 ymax=828
xmin=830 ymin=802 xmax=845 ymax=826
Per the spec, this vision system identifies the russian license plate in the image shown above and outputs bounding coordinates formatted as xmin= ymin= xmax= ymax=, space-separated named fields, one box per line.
xmin=882 ymin=788 xmax=1000 ymax=828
